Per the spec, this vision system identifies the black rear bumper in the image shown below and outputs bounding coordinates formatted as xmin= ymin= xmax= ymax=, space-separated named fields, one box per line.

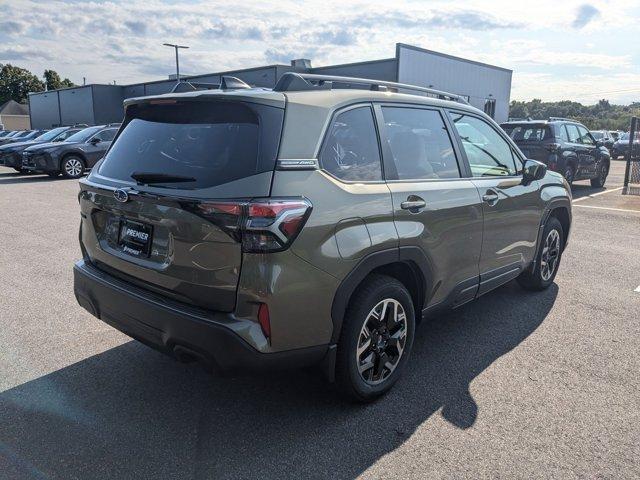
xmin=73 ymin=260 xmax=327 ymax=374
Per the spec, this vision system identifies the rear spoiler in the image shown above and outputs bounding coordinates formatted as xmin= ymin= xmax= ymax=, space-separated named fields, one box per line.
xmin=171 ymin=76 xmax=251 ymax=93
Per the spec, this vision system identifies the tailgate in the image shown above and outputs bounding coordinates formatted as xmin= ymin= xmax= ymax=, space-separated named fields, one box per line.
xmin=79 ymin=183 xmax=247 ymax=311
xmin=78 ymin=96 xmax=284 ymax=311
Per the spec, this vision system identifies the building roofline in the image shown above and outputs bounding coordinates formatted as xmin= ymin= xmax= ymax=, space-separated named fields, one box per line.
xmin=310 ymin=57 xmax=396 ymax=71
xmin=28 ymin=84 xmax=118 ymax=96
xmin=395 ymin=43 xmax=512 ymax=73
xmin=125 ymin=63 xmax=292 ymax=88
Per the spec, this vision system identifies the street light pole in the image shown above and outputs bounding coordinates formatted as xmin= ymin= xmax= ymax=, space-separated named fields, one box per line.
xmin=163 ymin=43 xmax=189 ymax=82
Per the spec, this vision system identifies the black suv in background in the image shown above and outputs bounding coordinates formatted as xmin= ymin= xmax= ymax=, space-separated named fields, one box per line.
xmin=0 ymin=126 xmax=84 ymax=172
xmin=501 ymin=119 xmax=610 ymax=187
xmin=22 ymin=124 xmax=119 ymax=178
xmin=611 ymin=131 xmax=640 ymax=159
xmin=591 ymin=130 xmax=615 ymax=151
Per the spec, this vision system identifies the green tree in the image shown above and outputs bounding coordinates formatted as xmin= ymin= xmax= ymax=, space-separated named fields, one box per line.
xmin=44 ymin=69 xmax=75 ymax=91
xmin=509 ymin=98 xmax=640 ymax=131
xmin=0 ymin=64 xmax=45 ymax=104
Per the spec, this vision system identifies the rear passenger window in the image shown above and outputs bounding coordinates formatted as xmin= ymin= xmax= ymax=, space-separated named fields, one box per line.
xmin=381 ymin=107 xmax=460 ymax=180
xmin=319 ymin=106 xmax=382 ymax=182
xmin=566 ymin=124 xmax=581 ymax=143
xmin=449 ymin=112 xmax=519 ymax=177
xmin=558 ymin=125 xmax=569 ymax=142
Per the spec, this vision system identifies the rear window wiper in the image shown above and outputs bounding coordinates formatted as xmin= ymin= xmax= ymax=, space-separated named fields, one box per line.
xmin=131 ymin=172 xmax=196 ymax=185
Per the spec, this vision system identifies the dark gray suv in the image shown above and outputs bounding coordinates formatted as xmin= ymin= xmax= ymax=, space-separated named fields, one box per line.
xmin=73 ymin=74 xmax=572 ymax=401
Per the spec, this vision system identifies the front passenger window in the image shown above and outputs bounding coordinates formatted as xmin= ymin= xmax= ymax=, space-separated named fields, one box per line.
xmin=577 ymin=126 xmax=595 ymax=146
xmin=449 ymin=113 xmax=520 ymax=177
xmin=96 ymin=128 xmax=117 ymax=142
xmin=319 ymin=107 xmax=382 ymax=182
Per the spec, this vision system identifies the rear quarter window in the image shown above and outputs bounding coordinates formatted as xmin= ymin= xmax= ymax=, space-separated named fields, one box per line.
xmin=319 ymin=106 xmax=382 ymax=182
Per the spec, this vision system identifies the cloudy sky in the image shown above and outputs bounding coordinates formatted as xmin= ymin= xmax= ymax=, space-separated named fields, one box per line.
xmin=1 ymin=0 xmax=639 ymax=104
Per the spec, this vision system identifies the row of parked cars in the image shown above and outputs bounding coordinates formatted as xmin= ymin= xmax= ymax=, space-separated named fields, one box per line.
xmin=500 ymin=118 xmax=638 ymax=187
xmin=0 ymin=124 xmax=119 ymax=178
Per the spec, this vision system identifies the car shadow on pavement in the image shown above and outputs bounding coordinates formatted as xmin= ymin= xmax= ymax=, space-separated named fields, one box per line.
xmin=0 ymin=172 xmax=67 ymax=185
xmin=570 ymin=184 xmax=605 ymax=200
xmin=0 ymin=282 xmax=557 ymax=480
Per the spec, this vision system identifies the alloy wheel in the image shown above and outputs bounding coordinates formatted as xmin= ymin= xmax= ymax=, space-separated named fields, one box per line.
xmin=356 ymin=298 xmax=408 ymax=385
xmin=599 ymin=163 xmax=608 ymax=183
xmin=540 ymin=229 xmax=560 ymax=281
xmin=64 ymin=158 xmax=83 ymax=177
xmin=564 ymin=167 xmax=574 ymax=185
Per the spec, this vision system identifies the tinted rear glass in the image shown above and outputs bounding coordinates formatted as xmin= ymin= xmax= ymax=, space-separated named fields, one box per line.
xmin=502 ymin=124 xmax=551 ymax=142
xmin=98 ymin=101 xmax=283 ymax=189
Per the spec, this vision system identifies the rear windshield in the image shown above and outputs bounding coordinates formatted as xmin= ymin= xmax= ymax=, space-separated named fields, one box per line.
xmin=502 ymin=124 xmax=551 ymax=142
xmin=591 ymin=131 xmax=604 ymax=139
xmin=98 ymin=100 xmax=283 ymax=189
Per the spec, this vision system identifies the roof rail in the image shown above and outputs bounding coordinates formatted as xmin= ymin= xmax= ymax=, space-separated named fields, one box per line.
xmin=273 ymin=72 xmax=469 ymax=104
xmin=171 ymin=75 xmax=251 ymax=93
xmin=105 ymin=123 xmax=121 ymax=127
xmin=548 ymin=117 xmax=577 ymax=122
xmin=506 ymin=117 xmax=533 ymax=122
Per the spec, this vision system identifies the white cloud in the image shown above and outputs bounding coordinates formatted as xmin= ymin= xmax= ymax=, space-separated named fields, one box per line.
xmin=1 ymin=0 xmax=638 ymax=104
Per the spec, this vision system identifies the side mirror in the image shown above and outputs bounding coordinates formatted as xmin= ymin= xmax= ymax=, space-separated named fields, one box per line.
xmin=89 ymin=137 xmax=101 ymax=145
xmin=522 ymin=159 xmax=547 ymax=184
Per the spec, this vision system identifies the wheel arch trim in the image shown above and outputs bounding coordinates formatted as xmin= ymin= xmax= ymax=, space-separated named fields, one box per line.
xmin=329 ymin=246 xmax=432 ymax=344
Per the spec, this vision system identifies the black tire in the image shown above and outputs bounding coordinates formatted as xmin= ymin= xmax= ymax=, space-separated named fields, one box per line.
xmin=335 ymin=274 xmax=416 ymax=402
xmin=47 ymin=171 xmax=60 ymax=178
xmin=518 ymin=216 xmax=563 ymax=291
xmin=12 ymin=167 xmax=23 ymax=173
xmin=563 ymin=164 xmax=575 ymax=186
xmin=61 ymin=155 xmax=85 ymax=179
xmin=590 ymin=161 xmax=608 ymax=188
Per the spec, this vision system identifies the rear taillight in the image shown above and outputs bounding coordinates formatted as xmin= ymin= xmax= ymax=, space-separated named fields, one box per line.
xmin=258 ymin=303 xmax=271 ymax=339
xmin=546 ymin=143 xmax=561 ymax=152
xmin=185 ymin=198 xmax=312 ymax=253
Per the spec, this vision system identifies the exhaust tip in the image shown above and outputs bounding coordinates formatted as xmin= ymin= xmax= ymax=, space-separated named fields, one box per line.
xmin=173 ymin=345 xmax=201 ymax=364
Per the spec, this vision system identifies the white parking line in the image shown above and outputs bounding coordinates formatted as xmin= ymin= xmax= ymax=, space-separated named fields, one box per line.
xmin=572 ymin=187 xmax=623 ymax=203
xmin=635 ymin=286 xmax=640 ymax=293
xmin=573 ymin=204 xmax=640 ymax=214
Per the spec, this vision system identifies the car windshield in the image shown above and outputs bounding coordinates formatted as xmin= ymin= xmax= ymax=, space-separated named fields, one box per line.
xmin=34 ymin=127 xmax=67 ymax=142
xmin=65 ymin=126 xmax=102 ymax=143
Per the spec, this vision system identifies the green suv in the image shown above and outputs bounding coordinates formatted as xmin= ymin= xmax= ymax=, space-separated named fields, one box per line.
xmin=74 ymin=74 xmax=572 ymax=401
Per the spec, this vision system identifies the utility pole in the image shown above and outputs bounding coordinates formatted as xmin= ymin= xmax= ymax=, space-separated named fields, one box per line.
xmin=163 ymin=43 xmax=189 ymax=82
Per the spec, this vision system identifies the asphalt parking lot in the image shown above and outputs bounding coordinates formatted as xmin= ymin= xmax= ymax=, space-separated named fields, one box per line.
xmin=1 ymin=162 xmax=639 ymax=479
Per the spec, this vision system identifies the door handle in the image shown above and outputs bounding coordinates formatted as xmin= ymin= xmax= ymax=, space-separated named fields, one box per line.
xmin=401 ymin=197 xmax=426 ymax=211
xmin=482 ymin=190 xmax=499 ymax=204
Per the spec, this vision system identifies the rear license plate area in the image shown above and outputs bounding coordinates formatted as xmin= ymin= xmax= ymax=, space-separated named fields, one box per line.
xmin=118 ymin=219 xmax=153 ymax=258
